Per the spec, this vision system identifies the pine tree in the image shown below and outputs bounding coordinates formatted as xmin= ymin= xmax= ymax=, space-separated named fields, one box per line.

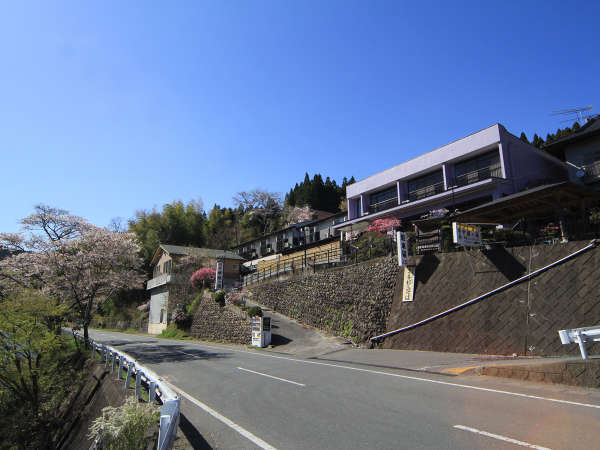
xmin=519 ymin=132 xmax=529 ymax=144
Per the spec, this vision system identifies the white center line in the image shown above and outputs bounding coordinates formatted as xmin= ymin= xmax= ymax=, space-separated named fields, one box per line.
xmin=237 ymin=367 xmax=306 ymax=387
xmin=454 ymin=425 xmax=551 ymax=449
xmin=165 ymin=382 xmax=277 ymax=450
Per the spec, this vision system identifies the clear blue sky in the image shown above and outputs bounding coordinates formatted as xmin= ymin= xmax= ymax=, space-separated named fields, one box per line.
xmin=1 ymin=1 xmax=598 ymax=232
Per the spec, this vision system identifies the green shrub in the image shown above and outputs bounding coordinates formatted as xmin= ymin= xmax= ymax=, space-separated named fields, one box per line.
xmin=247 ymin=306 xmax=263 ymax=318
xmin=214 ymin=291 xmax=225 ymax=306
xmin=158 ymin=325 xmax=189 ymax=339
xmin=186 ymin=294 xmax=203 ymax=315
xmin=88 ymin=395 xmax=160 ymax=450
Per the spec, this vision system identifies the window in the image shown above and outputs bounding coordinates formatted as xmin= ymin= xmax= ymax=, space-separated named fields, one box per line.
xmin=455 ymin=150 xmax=501 ymax=180
xmin=370 ymin=186 xmax=397 ymax=205
xmin=407 ymin=170 xmax=444 ymax=201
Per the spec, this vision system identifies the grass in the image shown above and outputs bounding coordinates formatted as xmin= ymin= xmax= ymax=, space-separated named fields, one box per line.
xmin=158 ymin=325 xmax=190 ymax=340
xmin=89 ymin=327 xmax=146 ymax=335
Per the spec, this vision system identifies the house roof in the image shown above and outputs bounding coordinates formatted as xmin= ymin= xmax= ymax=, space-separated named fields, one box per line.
xmin=544 ymin=116 xmax=600 ymax=155
xmin=151 ymin=244 xmax=245 ymax=266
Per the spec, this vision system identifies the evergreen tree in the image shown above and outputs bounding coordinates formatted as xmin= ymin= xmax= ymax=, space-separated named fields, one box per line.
xmin=519 ymin=132 xmax=529 ymax=144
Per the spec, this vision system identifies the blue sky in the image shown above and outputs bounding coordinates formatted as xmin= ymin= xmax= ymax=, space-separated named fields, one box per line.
xmin=1 ymin=1 xmax=598 ymax=232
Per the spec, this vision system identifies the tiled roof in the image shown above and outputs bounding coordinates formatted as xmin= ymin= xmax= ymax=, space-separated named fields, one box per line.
xmin=158 ymin=244 xmax=245 ymax=261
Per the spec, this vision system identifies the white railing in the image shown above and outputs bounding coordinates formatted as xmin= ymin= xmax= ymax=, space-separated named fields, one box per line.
xmin=81 ymin=335 xmax=180 ymax=450
xmin=558 ymin=325 xmax=600 ymax=359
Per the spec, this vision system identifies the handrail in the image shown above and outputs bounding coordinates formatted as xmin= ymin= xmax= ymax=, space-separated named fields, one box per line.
xmin=407 ymin=182 xmax=444 ymax=202
xmin=371 ymin=239 xmax=599 ymax=343
xmin=455 ymin=164 xmax=502 ymax=186
xmin=242 ymin=245 xmax=345 ymax=286
xmin=369 ymin=197 xmax=399 ymax=214
xmin=77 ymin=333 xmax=180 ymax=450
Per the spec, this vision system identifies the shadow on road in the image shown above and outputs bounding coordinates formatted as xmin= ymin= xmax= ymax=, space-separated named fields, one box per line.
xmin=117 ymin=344 xmax=232 ymax=364
xmin=179 ymin=413 xmax=212 ymax=449
xmin=271 ymin=334 xmax=293 ymax=346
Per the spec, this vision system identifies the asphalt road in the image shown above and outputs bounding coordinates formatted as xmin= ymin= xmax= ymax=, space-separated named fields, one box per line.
xmin=88 ymin=329 xmax=600 ymax=450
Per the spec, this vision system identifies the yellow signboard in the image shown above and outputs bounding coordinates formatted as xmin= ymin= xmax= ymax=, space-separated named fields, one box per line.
xmin=403 ymin=266 xmax=416 ymax=302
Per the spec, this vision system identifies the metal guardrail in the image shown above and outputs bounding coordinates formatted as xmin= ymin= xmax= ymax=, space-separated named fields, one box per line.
xmin=371 ymin=239 xmax=599 ymax=343
xmin=78 ymin=334 xmax=180 ymax=450
xmin=558 ymin=325 xmax=600 ymax=359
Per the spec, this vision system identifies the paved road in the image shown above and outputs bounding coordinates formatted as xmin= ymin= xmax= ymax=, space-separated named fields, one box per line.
xmin=88 ymin=330 xmax=600 ymax=450
xmin=244 ymin=299 xmax=350 ymax=357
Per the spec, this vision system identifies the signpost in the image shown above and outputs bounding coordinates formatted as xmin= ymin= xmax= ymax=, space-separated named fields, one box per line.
xmin=402 ymin=266 xmax=416 ymax=302
xmin=452 ymin=222 xmax=482 ymax=247
xmin=396 ymin=231 xmax=415 ymax=301
xmin=215 ymin=260 xmax=224 ymax=290
xmin=396 ymin=231 xmax=409 ymax=267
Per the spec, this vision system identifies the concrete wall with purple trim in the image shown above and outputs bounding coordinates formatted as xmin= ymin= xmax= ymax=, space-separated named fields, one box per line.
xmin=499 ymin=127 xmax=569 ymax=192
xmin=345 ymin=124 xmax=568 ymax=221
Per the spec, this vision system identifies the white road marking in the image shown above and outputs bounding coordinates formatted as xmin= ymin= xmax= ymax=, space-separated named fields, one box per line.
xmin=92 ymin=332 xmax=600 ymax=410
xmin=237 ymin=367 xmax=306 ymax=387
xmin=165 ymin=382 xmax=277 ymax=450
xmin=454 ymin=425 xmax=551 ymax=449
xmin=188 ymin=343 xmax=600 ymax=410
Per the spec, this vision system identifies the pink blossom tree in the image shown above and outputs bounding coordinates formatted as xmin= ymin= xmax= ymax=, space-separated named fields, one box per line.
xmin=365 ymin=217 xmax=402 ymax=234
xmin=190 ymin=267 xmax=216 ymax=289
xmin=0 ymin=205 xmax=144 ymax=346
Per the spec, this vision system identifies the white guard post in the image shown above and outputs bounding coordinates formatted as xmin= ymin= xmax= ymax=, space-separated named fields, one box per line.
xmin=251 ymin=316 xmax=272 ymax=347
xmin=558 ymin=326 xmax=600 ymax=359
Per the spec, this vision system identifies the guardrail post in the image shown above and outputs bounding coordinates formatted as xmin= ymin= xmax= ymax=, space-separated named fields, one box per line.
xmin=91 ymin=343 xmax=96 ymax=360
xmin=118 ymin=356 xmax=123 ymax=379
xmin=125 ymin=361 xmax=133 ymax=389
xmin=149 ymin=381 xmax=157 ymax=403
xmin=111 ymin=352 xmax=116 ymax=373
xmin=104 ymin=348 xmax=110 ymax=369
xmin=135 ymin=370 xmax=142 ymax=398
xmin=577 ymin=329 xmax=589 ymax=359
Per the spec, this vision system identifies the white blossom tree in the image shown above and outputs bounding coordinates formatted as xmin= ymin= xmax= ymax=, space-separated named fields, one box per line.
xmin=0 ymin=205 xmax=144 ymax=346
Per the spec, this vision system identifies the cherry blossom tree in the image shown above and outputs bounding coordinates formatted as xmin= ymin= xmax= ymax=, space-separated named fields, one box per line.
xmin=0 ymin=205 xmax=144 ymax=346
xmin=190 ymin=268 xmax=216 ymax=289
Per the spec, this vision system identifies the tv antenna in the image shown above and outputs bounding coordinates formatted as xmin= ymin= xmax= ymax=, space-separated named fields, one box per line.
xmin=551 ymin=105 xmax=593 ymax=124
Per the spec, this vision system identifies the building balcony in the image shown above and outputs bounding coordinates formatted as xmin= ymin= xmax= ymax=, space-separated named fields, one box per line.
xmin=455 ymin=164 xmax=502 ymax=187
xmin=408 ymin=182 xmax=445 ymax=202
xmin=584 ymin=161 xmax=600 ymax=183
xmin=369 ymin=196 xmax=399 ymax=214
xmin=147 ymin=274 xmax=171 ymax=290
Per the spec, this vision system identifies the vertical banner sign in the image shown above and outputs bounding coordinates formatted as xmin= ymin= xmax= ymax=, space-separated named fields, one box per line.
xmin=452 ymin=222 xmax=482 ymax=247
xmin=215 ymin=260 xmax=224 ymax=290
xmin=396 ymin=231 xmax=409 ymax=267
xmin=402 ymin=266 xmax=416 ymax=302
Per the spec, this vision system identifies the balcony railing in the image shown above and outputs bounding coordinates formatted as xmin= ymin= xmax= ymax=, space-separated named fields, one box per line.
xmin=408 ymin=182 xmax=445 ymax=202
xmin=455 ymin=164 xmax=502 ymax=187
xmin=147 ymin=274 xmax=171 ymax=290
xmin=584 ymin=161 xmax=600 ymax=183
xmin=369 ymin=196 xmax=398 ymax=214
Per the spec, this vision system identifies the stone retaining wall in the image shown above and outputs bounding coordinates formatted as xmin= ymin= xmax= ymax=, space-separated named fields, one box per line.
xmin=190 ymin=291 xmax=251 ymax=344
xmin=250 ymin=257 xmax=400 ymax=343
